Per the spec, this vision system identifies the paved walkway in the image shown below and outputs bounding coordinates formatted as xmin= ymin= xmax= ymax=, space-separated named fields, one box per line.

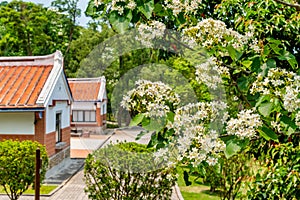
xmin=70 ymin=134 xmax=110 ymax=158
xmin=0 ymin=127 xmax=183 ymax=200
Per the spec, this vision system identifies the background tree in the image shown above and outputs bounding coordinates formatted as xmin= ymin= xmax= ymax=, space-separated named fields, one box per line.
xmin=51 ymin=0 xmax=81 ymax=54
xmin=0 ymin=0 xmax=50 ymax=56
xmin=0 ymin=0 xmax=82 ymax=76
xmin=66 ymin=23 xmax=114 ymax=77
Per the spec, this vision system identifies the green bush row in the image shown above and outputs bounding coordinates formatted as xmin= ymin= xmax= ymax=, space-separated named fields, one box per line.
xmin=84 ymin=142 xmax=176 ymax=200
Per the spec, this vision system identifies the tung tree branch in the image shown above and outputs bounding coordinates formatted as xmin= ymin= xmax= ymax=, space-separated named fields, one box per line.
xmin=274 ymin=0 xmax=300 ymax=11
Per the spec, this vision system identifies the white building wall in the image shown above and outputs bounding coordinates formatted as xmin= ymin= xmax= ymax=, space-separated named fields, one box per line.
xmin=46 ymin=101 xmax=70 ymax=133
xmin=45 ymin=73 xmax=71 ymax=134
xmin=50 ymin=73 xmax=71 ymax=100
xmin=0 ymin=112 xmax=34 ymax=134
xmin=72 ymin=102 xmax=96 ymax=110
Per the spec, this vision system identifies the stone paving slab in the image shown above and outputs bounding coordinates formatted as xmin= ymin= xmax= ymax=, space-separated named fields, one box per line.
xmin=71 ymin=134 xmax=111 ymax=158
xmin=71 ymin=135 xmax=110 ymax=150
xmin=102 ymin=127 xmax=152 ymax=147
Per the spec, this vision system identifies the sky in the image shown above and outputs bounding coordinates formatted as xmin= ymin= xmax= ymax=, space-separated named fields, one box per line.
xmin=5 ymin=0 xmax=90 ymax=26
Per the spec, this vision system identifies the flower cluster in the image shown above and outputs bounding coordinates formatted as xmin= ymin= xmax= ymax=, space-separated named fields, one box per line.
xmin=184 ymin=18 xmax=260 ymax=52
xmin=121 ymin=80 xmax=180 ymax=117
xmin=283 ymin=85 xmax=300 ymax=112
xmin=195 ymin=56 xmax=227 ymax=89
xmin=170 ymin=101 xmax=227 ymax=166
xmin=163 ymin=0 xmax=203 ymax=16
xmin=94 ymin=0 xmax=136 ymax=15
xmin=251 ymin=67 xmax=300 ymax=112
xmin=226 ymin=109 xmax=262 ymax=139
xmin=135 ymin=21 xmax=166 ymax=48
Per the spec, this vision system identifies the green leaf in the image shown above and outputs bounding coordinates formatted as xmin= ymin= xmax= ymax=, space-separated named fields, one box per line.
xmin=250 ymin=56 xmax=261 ymax=73
xmin=237 ymin=76 xmax=250 ymax=92
xmin=280 ymin=115 xmax=297 ymax=136
xmin=227 ymin=45 xmax=243 ymax=61
xmin=109 ymin=10 xmax=132 ymax=33
xmin=166 ymin=112 xmax=175 ymax=123
xmin=153 ymin=3 xmax=165 ymax=17
xmin=225 ymin=140 xmax=240 ymax=158
xmin=138 ymin=0 xmax=154 ymax=19
xmin=143 ymin=118 xmax=164 ymax=132
xmin=129 ymin=113 xmax=145 ymax=126
xmin=277 ymin=51 xmax=297 ymax=69
xmin=255 ymin=95 xmax=270 ymax=107
xmin=266 ymin=59 xmax=276 ymax=69
xmin=269 ymin=43 xmax=281 ymax=55
xmin=233 ymin=69 xmax=241 ymax=74
xmin=85 ymin=1 xmax=95 ymax=17
xmin=257 ymin=126 xmax=278 ymax=142
xmin=85 ymin=1 xmax=104 ymax=18
xmin=241 ymin=60 xmax=252 ymax=69
xmin=258 ymin=102 xmax=273 ymax=117
xmin=266 ymin=38 xmax=281 ymax=45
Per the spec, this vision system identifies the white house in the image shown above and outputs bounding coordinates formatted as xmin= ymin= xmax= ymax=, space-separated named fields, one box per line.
xmin=0 ymin=51 xmax=73 ymax=168
xmin=68 ymin=77 xmax=107 ymax=134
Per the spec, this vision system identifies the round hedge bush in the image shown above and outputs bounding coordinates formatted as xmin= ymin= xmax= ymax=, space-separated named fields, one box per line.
xmin=84 ymin=142 xmax=177 ymax=200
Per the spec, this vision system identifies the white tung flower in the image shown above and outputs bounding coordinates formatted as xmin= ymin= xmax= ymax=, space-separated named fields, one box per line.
xmin=226 ymin=109 xmax=262 ymax=139
xmin=126 ymin=1 xmax=136 ymax=10
xmin=94 ymin=0 xmax=102 ymax=6
xmin=206 ymin=156 xmax=218 ymax=166
xmin=135 ymin=21 xmax=166 ymax=48
xmin=121 ymin=80 xmax=180 ymax=117
xmin=195 ymin=56 xmax=224 ymax=89
xmin=251 ymin=67 xmax=300 ymax=113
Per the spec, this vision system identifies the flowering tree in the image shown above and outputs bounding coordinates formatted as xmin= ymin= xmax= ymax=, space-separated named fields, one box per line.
xmin=86 ymin=0 xmax=300 ymax=198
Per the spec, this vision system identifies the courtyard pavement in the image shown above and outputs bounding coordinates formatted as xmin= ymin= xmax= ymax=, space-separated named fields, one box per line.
xmin=0 ymin=127 xmax=183 ymax=200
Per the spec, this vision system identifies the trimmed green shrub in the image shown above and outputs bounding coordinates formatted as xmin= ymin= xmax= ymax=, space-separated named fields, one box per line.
xmin=0 ymin=140 xmax=49 ymax=200
xmin=84 ymin=142 xmax=177 ymax=200
xmin=247 ymin=143 xmax=300 ymax=199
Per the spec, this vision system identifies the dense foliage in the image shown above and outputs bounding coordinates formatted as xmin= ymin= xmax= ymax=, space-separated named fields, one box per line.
xmin=0 ymin=140 xmax=48 ymax=200
xmin=86 ymin=0 xmax=300 ymax=198
xmin=84 ymin=142 xmax=177 ymax=199
xmin=248 ymin=143 xmax=300 ymax=199
xmin=0 ymin=0 xmax=79 ymax=56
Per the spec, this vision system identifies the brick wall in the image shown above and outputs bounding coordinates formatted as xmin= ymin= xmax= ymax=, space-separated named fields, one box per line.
xmin=96 ymin=107 xmax=102 ymax=126
xmin=61 ymin=126 xmax=71 ymax=147
xmin=34 ymin=111 xmax=46 ymax=145
xmin=49 ymin=147 xmax=70 ymax=169
xmin=48 ymin=126 xmax=71 ymax=169
xmin=45 ymin=126 xmax=71 ymax=157
xmin=0 ymin=134 xmax=34 ymax=141
xmin=45 ymin=132 xmax=56 ymax=156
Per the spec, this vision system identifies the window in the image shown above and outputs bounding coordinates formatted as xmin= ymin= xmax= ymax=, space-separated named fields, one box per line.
xmin=102 ymin=104 xmax=106 ymax=115
xmin=56 ymin=113 xmax=61 ymax=143
xmin=72 ymin=110 xmax=96 ymax=122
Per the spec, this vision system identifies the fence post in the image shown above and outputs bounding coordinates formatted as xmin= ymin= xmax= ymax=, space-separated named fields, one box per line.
xmin=35 ymin=148 xmax=40 ymax=200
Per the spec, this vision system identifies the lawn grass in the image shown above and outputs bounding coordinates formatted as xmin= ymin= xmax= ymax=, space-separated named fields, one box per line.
xmin=181 ymin=191 xmax=219 ymax=200
xmin=0 ymin=185 xmax=58 ymax=195
xmin=177 ymin=166 xmax=220 ymax=200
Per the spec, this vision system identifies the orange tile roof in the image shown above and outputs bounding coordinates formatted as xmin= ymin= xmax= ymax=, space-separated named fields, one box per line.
xmin=0 ymin=65 xmax=53 ymax=108
xmin=68 ymin=80 xmax=101 ymax=101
